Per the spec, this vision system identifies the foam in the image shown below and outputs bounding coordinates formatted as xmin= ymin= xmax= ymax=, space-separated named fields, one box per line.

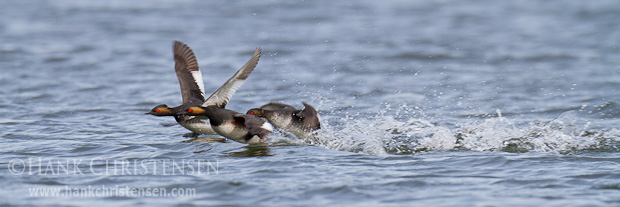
xmin=300 ymin=106 xmax=619 ymax=155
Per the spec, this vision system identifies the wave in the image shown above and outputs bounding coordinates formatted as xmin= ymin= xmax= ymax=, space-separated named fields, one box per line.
xmin=306 ymin=109 xmax=620 ymax=155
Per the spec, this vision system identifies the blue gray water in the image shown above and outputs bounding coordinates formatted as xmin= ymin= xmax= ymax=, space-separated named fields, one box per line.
xmin=1 ymin=0 xmax=619 ymax=206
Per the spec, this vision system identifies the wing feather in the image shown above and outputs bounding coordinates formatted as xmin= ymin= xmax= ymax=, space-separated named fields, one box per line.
xmin=173 ymin=40 xmax=205 ymax=104
xmin=203 ymin=47 xmax=261 ymax=108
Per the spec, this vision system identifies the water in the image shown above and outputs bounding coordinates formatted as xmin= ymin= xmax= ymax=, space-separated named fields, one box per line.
xmin=1 ymin=0 xmax=619 ymax=206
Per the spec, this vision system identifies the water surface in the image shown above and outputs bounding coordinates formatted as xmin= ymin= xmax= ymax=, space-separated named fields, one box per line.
xmin=1 ymin=0 xmax=619 ymax=206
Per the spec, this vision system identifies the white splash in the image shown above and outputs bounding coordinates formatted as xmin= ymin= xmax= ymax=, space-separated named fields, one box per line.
xmin=306 ymin=107 xmax=616 ymax=155
xmin=454 ymin=111 xmax=598 ymax=153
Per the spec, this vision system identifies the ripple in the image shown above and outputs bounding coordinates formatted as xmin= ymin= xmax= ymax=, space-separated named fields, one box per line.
xmin=69 ymin=45 xmax=96 ymax=53
xmin=43 ymin=56 xmax=70 ymax=63
xmin=493 ymin=178 xmax=559 ymax=187
xmin=305 ymin=185 xmax=371 ymax=200
xmin=388 ymin=52 xmax=457 ymax=61
xmin=569 ymin=173 xmax=618 ymax=179
xmin=69 ymin=145 xmax=106 ymax=153
xmin=593 ymin=184 xmax=620 ymax=190
xmin=25 ymin=178 xmax=66 ymax=186
xmin=382 ymin=179 xmax=427 ymax=187
xmin=76 ymin=85 xmax=110 ymax=92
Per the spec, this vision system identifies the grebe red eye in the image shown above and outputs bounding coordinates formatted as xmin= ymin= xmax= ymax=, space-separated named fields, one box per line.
xmin=188 ymin=109 xmax=192 ymax=113
xmin=250 ymin=112 xmax=254 ymax=115
xmin=156 ymin=109 xmax=160 ymax=113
